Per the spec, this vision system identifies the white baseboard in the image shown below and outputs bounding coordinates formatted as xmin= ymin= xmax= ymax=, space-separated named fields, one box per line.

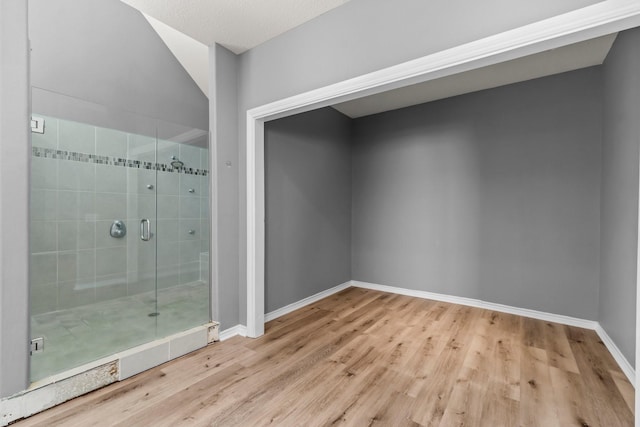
xmin=595 ymin=324 xmax=636 ymax=387
xmin=219 ymin=324 xmax=247 ymax=341
xmin=351 ymin=280 xmax=635 ymax=386
xmin=264 ymin=281 xmax=352 ymax=322
xmin=352 ymin=280 xmax=598 ymax=329
xmin=219 ymin=282 xmax=351 ymax=342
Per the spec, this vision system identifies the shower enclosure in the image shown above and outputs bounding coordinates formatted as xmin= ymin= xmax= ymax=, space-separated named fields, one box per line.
xmin=29 ymin=88 xmax=211 ymax=382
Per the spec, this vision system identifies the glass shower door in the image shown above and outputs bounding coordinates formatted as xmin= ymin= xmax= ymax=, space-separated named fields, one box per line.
xmin=29 ymin=88 xmax=210 ymax=382
xmin=29 ymin=88 xmax=159 ymax=381
xmin=155 ymin=121 xmax=211 ymax=338
xmin=119 ymin=130 xmax=160 ymax=353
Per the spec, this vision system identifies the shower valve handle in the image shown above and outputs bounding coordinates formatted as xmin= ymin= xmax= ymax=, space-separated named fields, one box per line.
xmin=110 ymin=220 xmax=127 ymax=238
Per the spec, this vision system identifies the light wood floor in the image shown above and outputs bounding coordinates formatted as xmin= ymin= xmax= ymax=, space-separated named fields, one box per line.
xmin=16 ymin=287 xmax=634 ymax=426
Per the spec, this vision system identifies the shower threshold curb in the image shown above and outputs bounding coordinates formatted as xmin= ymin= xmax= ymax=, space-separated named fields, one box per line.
xmin=0 ymin=322 xmax=219 ymax=426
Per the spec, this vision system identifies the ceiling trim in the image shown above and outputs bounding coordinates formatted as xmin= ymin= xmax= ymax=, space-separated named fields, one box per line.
xmin=245 ymin=0 xmax=640 ymax=339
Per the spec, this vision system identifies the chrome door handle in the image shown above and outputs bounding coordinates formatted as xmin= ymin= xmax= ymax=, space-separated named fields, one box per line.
xmin=140 ymin=219 xmax=151 ymax=241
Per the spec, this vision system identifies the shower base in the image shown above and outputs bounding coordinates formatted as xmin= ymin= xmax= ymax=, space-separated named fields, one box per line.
xmin=30 ymin=281 xmax=209 ymax=382
xmin=2 ymin=316 xmax=217 ymax=426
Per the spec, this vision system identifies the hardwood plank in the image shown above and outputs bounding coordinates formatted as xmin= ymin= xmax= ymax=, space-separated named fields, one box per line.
xmin=544 ymin=321 xmax=580 ymax=374
xmin=439 ymin=333 xmax=493 ymax=426
xmin=365 ymin=390 xmax=420 ymax=427
xmin=566 ymin=327 xmax=634 ymax=426
xmin=403 ymin=331 xmax=449 ymax=399
xmin=314 ymin=287 xmax=386 ymax=318
xmin=114 ymin=363 xmax=248 ymax=427
xmin=482 ymin=310 xmax=522 ymax=337
xmin=279 ymin=354 xmax=390 ymax=425
xmin=549 ymin=366 xmax=598 ymax=427
xmin=519 ymin=346 xmax=560 ymax=427
xmin=410 ymin=305 xmax=481 ymax=426
xmin=335 ymin=368 xmax=417 ymax=426
xmin=264 ymin=304 xmax=327 ymax=334
xmin=610 ymin=370 xmax=635 ymax=415
xmin=249 ymin=358 xmax=363 ymax=425
xmin=522 ymin=316 xmax=547 ymax=349
xmin=478 ymin=336 xmax=521 ymax=427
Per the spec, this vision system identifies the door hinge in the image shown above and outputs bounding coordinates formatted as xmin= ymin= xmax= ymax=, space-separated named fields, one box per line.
xmin=31 ymin=116 xmax=45 ymax=134
xmin=30 ymin=337 xmax=44 ymax=354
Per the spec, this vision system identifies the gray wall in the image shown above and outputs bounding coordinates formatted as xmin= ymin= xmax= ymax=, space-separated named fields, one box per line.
xmin=233 ymin=0 xmax=602 ymax=324
xmin=600 ymin=28 xmax=640 ymax=366
xmin=239 ymin=0 xmax=602 ymax=109
xmin=352 ymin=68 xmax=603 ymax=320
xmin=265 ymin=108 xmax=352 ymax=313
xmin=211 ymin=44 xmax=240 ymax=329
xmin=29 ymin=0 xmax=208 ymax=131
xmin=0 ymin=0 xmax=30 ymax=398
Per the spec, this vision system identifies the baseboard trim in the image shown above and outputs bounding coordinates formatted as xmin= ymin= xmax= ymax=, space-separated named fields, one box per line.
xmin=351 ymin=280 xmax=635 ymax=386
xmin=352 ymin=280 xmax=597 ymax=328
xmin=219 ymin=324 xmax=247 ymax=341
xmin=595 ymin=324 xmax=636 ymax=386
xmin=218 ymin=282 xmax=352 ymax=342
xmin=265 ymin=281 xmax=352 ymax=322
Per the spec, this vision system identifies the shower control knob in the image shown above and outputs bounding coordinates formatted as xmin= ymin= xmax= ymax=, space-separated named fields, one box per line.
xmin=188 ymin=229 xmax=196 ymax=235
xmin=110 ymin=220 xmax=127 ymax=238
xmin=188 ymin=188 xmax=195 ymax=193
xmin=147 ymin=184 xmax=154 ymax=190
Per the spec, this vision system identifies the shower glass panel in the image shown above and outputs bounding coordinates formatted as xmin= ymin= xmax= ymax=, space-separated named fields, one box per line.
xmin=155 ymin=121 xmax=211 ymax=338
xmin=29 ymin=88 xmax=210 ymax=382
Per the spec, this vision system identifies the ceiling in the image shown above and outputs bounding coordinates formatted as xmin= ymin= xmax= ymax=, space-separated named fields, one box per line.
xmin=120 ymin=0 xmax=351 ymax=54
xmin=142 ymin=13 xmax=210 ymax=96
xmin=333 ymin=33 xmax=617 ymax=118
xmin=121 ymin=1 xmax=617 ymax=119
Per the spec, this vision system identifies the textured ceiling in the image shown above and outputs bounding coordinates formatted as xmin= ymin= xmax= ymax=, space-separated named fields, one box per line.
xmin=120 ymin=0 xmax=350 ymax=54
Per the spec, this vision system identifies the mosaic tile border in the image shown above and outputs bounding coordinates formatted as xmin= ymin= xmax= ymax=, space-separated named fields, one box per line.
xmin=32 ymin=146 xmax=208 ymax=176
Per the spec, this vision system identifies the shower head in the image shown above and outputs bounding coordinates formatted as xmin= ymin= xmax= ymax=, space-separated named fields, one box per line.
xmin=170 ymin=156 xmax=184 ymax=168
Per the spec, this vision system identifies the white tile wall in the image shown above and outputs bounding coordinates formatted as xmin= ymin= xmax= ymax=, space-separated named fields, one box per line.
xmin=58 ymin=119 xmax=95 ymax=153
xmin=30 ymin=116 xmax=210 ymax=314
xmin=96 ymin=127 xmax=127 ymax=158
